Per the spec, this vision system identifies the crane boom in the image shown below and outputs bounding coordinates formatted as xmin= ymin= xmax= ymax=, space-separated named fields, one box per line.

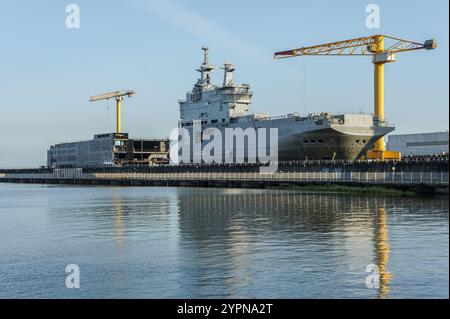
xmin=274 ymin=34 xmax=437 ymax=161
xmin=89 ymin=90 xmax=135 ymax=102
xmin=274 ymin=35 xmax=436 ymax=58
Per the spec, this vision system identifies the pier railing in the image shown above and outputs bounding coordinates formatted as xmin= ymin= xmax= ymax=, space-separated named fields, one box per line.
xmin=0 ymin=169 xmax=448 ymax=186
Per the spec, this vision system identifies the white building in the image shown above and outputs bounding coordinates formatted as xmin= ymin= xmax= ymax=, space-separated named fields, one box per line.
xmin=387 ymin=132 xmax=449 ymax=156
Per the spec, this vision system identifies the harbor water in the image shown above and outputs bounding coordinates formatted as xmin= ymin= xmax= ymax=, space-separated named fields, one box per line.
xmin=0 ymin=183 xmax=448 ymax=298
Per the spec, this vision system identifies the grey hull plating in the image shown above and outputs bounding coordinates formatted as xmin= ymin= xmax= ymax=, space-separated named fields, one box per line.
xmin=278 ymin=126 xmax=394 ymax=161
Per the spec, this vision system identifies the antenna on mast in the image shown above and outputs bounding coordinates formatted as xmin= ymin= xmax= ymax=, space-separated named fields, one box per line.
xmin=196 ymin=46 xmax=214 ymax=87
xmin=202 ymin=46 xmax=209 ymax=65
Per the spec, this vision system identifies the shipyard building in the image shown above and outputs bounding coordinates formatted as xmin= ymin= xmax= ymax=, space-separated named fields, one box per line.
xmin=387 ymin=132 xmax=449 ymax=157
xmin=47 ymin=133 xmax=169 ymax=168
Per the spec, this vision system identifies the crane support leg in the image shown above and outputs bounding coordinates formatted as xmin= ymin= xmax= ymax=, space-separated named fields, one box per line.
xmin=116 ymin=97 xmax=122 ymax=133
xmin=374 ymin=61 xmax=385 ymax=151
xmin=367 ymin=61 xmax=400 ymax=160
xmin=368 ymin=61 xmax=401 ymax=160
xmin=367 ymin=35 xmax=401 ymax=161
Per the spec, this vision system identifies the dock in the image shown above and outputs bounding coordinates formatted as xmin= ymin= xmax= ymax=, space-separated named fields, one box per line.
xmin=1 ymin=159 xmax=448 ymax=194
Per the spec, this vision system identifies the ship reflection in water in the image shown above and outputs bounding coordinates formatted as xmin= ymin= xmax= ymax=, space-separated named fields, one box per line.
xmin=175 ymin=189 xmax=402 ymax=298
xmin=0 ymin=184 xmax=447 ymax=298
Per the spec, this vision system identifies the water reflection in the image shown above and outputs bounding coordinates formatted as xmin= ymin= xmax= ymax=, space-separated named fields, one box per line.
xmin=43 ymin=186 xmax=448 ymax=298
xmin=113 ymin=192 xmax=124 ymax=248
xmin=375 ymin=207 xmax=392 ymax=299
xmin=175 ymin=190 xmax=446 ymax=298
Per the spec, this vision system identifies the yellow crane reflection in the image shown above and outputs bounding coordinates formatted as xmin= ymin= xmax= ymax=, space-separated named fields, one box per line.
xmin=375 ymin=206 xmax=392 ymax=299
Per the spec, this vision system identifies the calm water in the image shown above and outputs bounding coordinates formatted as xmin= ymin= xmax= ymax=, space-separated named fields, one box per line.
xmin=0 ymin=183 xmax=448 ymax=299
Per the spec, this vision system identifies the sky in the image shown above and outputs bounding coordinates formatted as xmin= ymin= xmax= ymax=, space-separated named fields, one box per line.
xmin=0 ymin=0 xmax=448 ymax=168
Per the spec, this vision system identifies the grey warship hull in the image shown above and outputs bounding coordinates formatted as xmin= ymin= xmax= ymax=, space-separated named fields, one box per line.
xmin=277 ymin=125 xmax=393 ymax=161
xmin=193 ymin=114 xmax=393 ymax=162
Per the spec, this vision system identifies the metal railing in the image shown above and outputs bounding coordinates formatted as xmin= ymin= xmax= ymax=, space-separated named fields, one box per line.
xmin=0 ymin=169 xmax=448 ymax=186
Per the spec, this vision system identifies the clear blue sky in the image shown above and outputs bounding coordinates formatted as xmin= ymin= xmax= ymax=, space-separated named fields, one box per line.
xmin=0 ymin=0 xmax=448 ymax=168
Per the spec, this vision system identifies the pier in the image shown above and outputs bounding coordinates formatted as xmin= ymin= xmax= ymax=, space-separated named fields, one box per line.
xmin=1 ymin=160 xmax=448 ymax=194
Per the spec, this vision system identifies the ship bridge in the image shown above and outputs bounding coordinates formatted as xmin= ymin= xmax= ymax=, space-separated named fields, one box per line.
xmin=179 ymin=47 xmax=253 ymax=127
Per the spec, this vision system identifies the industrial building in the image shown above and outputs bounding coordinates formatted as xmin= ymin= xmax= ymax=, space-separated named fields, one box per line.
xmin=47 ymin=133 xmax=169 ymax=168
xmin=387 ymin=132 xmax=449 ymax=157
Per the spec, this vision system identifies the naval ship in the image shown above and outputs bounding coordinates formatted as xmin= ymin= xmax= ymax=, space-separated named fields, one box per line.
xmin=177 ymin=47 xmax=394 ymax=162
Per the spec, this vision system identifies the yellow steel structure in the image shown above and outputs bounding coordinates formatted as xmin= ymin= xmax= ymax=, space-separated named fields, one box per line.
xmin=116 ymin=97 xmax=122 ymax=134
xmin=274 ymin=35 xmax=437 ymax=160
xmin=89 ymin=90 xmax=136 ymax=133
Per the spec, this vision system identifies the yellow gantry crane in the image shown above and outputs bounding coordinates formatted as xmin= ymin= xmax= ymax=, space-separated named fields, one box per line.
xmin=274 ymin=35 xmax=437 ymax=160
xmin=89 ymin=90 xmax=136 ymax=133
